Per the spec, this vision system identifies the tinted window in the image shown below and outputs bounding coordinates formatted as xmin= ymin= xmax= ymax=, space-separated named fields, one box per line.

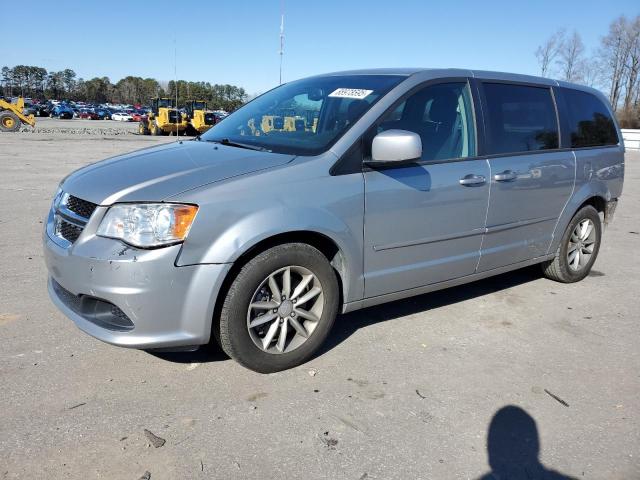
xmin=563 ymin=89 xmax=618 ymax=148
xmin=483 ymin=83 xmax=559 ymax=154
xmin=376 ymin=82 xmax=476 ymax=161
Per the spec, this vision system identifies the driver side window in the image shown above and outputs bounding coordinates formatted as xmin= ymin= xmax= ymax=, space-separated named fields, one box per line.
xmin=377 ymin=82 xmax=476 ymax=162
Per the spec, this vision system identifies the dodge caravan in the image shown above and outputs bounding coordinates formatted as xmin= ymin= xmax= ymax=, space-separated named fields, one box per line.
xmin=43 ymin=69 xmax=624 ymax=372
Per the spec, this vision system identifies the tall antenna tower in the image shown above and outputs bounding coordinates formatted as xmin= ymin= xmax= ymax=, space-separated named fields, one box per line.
xmin=279 ymin=1 xmax=285 ymax=85
xmin=174 ymin=37 xmax=179 ymax=140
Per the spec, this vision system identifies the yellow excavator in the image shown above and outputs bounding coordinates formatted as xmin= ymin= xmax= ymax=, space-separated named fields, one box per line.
xmin=184 ymin=100 xmax=217 ymax=135
xmin=138 ymin=97 xmax=188 ymax=136
xmin=0 ymin=97 xmax=36 ymax=132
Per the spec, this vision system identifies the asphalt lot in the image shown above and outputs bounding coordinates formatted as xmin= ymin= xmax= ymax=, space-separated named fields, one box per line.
xmin=1 ymin=119 xmax=639 ymax=479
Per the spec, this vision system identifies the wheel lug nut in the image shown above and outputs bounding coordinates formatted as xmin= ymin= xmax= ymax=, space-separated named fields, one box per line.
xmin=273 ymin=309 xmax=277 ymax=313
xmin=291 ymin=312 xmax=295 ymax=317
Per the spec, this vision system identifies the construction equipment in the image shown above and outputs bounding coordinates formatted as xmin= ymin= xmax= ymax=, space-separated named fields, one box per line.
xmin=260 ymin=108 xmax=316 ymax=134
xmin=0 ymin=97 xmax=36 ymax=132
xmin=184 ymin=100 xmax=217 ymax=135
xmin=138 ymin=97 xmax=188 ymax=136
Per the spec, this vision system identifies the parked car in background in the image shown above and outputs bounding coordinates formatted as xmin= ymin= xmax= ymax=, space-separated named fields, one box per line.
xmin=130 ymin=110 xmax=145 ymax=122
xmin=94 ymin=109 xmax=111 ymax=120
xmin=79 ymin=110 xmax=99 ymax=120
xmin=111 ymin=112 xmax=133 ymax=122
xmin=50 ymin=104 xmax=74 ymax=119
xmin=24 ymin=104 xmax=50 ymax=117
xmin=43 ymin=68 xmax=624 ymax=373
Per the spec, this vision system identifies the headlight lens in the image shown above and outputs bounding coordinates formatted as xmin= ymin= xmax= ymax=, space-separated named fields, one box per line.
xmin=97 ymin=203 xmax=198 ymax=248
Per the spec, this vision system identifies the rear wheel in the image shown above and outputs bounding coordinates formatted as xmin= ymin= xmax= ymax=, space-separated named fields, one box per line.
xmin=219 ymin=243 xmax=339 ymax=373
xmin=541 ymin=205 xmax=602 ymax=282
xmin=0 ymin=111 xmax=21 ymax=132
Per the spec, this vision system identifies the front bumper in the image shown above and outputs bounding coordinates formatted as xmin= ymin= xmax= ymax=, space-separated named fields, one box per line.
xmin=43 ymin=217 xmax=231 ymax=349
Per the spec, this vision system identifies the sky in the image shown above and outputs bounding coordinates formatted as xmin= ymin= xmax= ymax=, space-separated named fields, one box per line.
xmin=2 ymin=0 xmax=638 ymax=95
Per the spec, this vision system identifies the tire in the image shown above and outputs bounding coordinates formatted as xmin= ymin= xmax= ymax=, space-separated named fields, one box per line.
xmin=0 ymin=111 xmax=21 ymax=132
xmin=152 ymin=121 xmax=163 ymax=136
xmin=541 ymin=205 xmax=602 ymax=283
xmin=138 ymin=121 xmax=149 ymax=135
xmin=219 ymin=243 xmax=339 ymax=373
xmin=185 ymin=124 xmax=198 ymax=136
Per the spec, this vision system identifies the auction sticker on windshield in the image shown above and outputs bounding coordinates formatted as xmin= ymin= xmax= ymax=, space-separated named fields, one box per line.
xmin=328 ymin=88 xmax=373 ymax=99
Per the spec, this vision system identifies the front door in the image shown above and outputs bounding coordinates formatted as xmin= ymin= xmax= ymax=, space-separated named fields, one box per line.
xmin=363 ymin=81 xmax=490 ymax=298
xmin=477 ymin=82 xmax=575 ymax=271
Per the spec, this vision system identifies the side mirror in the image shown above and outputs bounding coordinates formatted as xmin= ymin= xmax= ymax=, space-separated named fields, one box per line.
xmin=369 ymin=129 xmax=422 ymax=165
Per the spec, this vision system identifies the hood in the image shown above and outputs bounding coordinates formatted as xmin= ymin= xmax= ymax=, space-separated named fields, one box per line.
xmin=61 ymin=141 xmax=296 ymax=205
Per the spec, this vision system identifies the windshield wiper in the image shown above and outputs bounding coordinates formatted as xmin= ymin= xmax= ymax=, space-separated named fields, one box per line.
xmin=210 ymin=138 xmax=270 ymax=152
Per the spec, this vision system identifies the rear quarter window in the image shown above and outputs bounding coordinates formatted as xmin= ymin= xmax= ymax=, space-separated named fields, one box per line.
xmin=562 ymin=89 xmax=619 ymax=148
xmin=482 ymin=83 xmax=559 ymax=155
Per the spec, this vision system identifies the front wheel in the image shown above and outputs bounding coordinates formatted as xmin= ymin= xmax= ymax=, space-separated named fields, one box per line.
xmin=219 ymin=243 xmax=339 ymax=373
xmin=541 ymin=205 xmax=602 ymax=283
xmin=0 ymin=111 xmax=21 ymax=132
xmin=151 ymin=121 xmax=163 ymax=136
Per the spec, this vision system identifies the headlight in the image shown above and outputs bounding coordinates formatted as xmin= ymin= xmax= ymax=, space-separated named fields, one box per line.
xmin=97 ymin=203 xmax=198 ymax=248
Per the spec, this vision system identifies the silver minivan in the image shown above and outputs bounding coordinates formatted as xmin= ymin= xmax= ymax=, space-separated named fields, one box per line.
xmin=43 ymin=69 xmax=624 ymax=372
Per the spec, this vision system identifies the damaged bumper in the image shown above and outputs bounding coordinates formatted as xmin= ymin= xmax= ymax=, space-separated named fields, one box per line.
xmin=605 ymin=198 xmax=618 ymax=226
xmin=43 ymin=222 xmax=230 ymax=349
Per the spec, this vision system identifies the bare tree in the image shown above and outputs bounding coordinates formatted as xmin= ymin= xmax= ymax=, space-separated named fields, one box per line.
xmin=623 ymin=16 xmax=640 ymax=112
xmin=581 ymin=58 xmax=602 ymax=87
xmin=600 ymin=16 xmax=632 ymax=110
xmin=536 ymin=30 xmax=565 ymax=77
xmin=557 ymin=31 xmax=586 ymax=82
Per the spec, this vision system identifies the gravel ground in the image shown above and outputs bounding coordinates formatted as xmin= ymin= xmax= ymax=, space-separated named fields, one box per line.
xmin=20 ymin=116 xmax=142 ymax=135
xmin=0 ymin=126 xmax=639 ymax=479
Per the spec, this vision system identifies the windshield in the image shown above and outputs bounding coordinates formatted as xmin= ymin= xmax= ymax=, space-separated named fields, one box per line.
xmin=201 ymin=74 xmax=405 ymax=155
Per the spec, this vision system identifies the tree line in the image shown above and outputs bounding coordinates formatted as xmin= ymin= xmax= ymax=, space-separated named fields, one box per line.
xmin=535 ymin=14 xmax=640 ymax=127
xmin=0 ymin=65 xmax=248 ymax=111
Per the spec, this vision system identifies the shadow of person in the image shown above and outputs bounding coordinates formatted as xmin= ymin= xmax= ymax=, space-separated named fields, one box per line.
xmin=477 ymin=406 xmax=576 ymax=480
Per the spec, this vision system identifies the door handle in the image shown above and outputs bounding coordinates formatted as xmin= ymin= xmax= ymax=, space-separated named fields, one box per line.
xmin=494 ymin=170 xmax=518 ymax=182
xmin=459 ymin=174 xmax=486 ymax=186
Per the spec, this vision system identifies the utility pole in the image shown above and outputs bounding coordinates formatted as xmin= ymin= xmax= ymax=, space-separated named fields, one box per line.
xmin=279 ymin=3 xmax=285 ymax=85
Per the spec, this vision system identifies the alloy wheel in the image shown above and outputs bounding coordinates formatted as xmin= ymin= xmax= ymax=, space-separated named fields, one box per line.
xmin=247 ymin=266 xmax=324 ymax=354
xmin=567 ymin=218 xmax=596 ymax=271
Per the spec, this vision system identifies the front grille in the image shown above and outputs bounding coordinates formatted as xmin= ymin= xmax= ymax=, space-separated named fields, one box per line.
xmin=66 ymin=195 xmax=97 ymax=219
xmin=58 ymin=219 xmax=82 ymax=243
xmin=50 ymin=193 xmax=96 ymax=247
